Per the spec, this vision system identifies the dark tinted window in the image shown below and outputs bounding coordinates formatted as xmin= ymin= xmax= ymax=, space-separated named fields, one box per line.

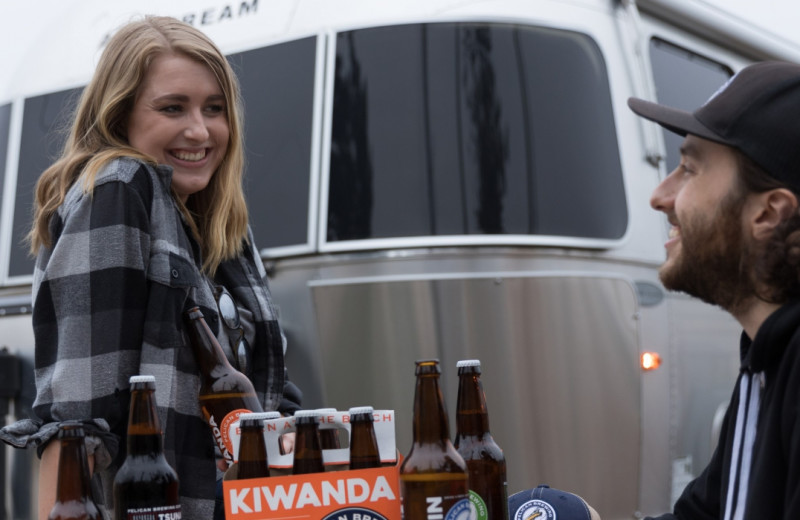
xmin=0 ymin=103 xmax=9 ymax=241
xmin=328 ymin=23 xmax=627 ymax=242
xmin=649 ymin=38 xmax=733 ymax=173
xmin=13 ymin=88 xmax=81 ymax=278
xmin=229 ymin=37 xmax=317 ymax=250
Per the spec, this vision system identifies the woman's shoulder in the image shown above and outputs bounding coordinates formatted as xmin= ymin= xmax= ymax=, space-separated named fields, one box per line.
xmin=94 ymin=156 xmax=165 ymax=188
xmin=61 ymin=157 xmax=165 ymax=215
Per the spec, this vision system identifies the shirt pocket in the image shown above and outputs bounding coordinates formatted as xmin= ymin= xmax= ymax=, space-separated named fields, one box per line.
xmin=144 ymin=252 xmax=200 ymax=348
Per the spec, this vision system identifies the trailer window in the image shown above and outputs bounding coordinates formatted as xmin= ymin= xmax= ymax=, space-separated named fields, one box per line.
xmin=13 ymin=88 xmax=81 ymax=279
xmin=0 ymin=103 xmax=9 ymax=246
xmin=229 ymin=37 xmax=317 ymax=251
xmin=649 ymin=39 xmax=733 ymax=174
xmin=327 ymin=23 xmax=626 ymax=242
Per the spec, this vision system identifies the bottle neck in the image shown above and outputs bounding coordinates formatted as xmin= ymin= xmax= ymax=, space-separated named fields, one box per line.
xmin=293 ymin=419 xmax=324 ymax=474
xmin=127 ymin=387 xmax=166 ymax=456
xmin=350 ymin=417 xmax=380 ymax=460
xmin=238 ymin=425 xmax=267 ymax=461
xmin=295 ymin=421 xmax=322 ymax=454
xmin=455 ymin=372 xmax=491 ymax=437
xmin=56 ymin=436 xmax=93 ymax=503
xmin=184 ymin=308 xmax=235 ymax=380
xmin=351 ymin=416 xmax=377 ymax=446
xmin=412 ymin=373 xmax=451 ymax=444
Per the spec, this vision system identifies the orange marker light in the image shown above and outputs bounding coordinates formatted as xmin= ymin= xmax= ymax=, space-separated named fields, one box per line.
xmin=641 ymin=351 xmax=661 ymax=371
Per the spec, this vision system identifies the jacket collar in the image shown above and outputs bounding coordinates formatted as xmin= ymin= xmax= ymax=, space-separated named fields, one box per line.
xmin=741 ymin=299 xmax=800 ymax=372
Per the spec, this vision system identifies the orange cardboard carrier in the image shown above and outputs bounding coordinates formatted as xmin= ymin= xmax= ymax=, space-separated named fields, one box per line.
xmin=223 ymin=410 xmax=402 ymax=520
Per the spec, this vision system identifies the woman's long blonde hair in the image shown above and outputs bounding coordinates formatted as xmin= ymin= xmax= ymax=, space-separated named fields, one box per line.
xmin=29 ymin=15 xmax=248 ymax=275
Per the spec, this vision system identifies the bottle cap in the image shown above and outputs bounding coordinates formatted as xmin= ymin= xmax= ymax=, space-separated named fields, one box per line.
xmin=456 ymin=359 xmax=481 ymax=368
xmin=294 ymin=409 xmax=320 ymax=418
xmin=129 ymin=375 xmax=156 ymax=384
xmin=57 ymin=420 xmax=86 ymax=438
xmin=315 ymin=408 xmax=337 ymax=413
xmin=240 ymin=412 xmax=281 ymax=422
xmin=414 ymin=359 xmax=441 ymax=374
xmin=348 ymin=406 xmax=374 ymax=415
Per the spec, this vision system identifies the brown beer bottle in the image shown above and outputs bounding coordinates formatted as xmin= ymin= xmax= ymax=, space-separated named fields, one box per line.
xmin=235 ymin=411 xmax=279 ymax=479
xmin=316 ymin=408 xmax=341 ymax=449
xmin=348 ymin=406 xmax=381 ymax=470
xmin=184 ymin=307 xmax=263 ymax=466
xmin=48 ymin=421 xmax=102 ymax=520
xmin=400 ymin=359 xmax=471 ymax=520
xmin=292 ymin=410 xmax=325 ymax=474
xmin=454 ymin=359 xmax=508 ymax=520
xmin=113 ymin=375 xmax=181 ymax=520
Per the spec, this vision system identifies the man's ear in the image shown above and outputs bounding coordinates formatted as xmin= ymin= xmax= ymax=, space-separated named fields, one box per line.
xmin=750 ymin=188 xmax=799 ymax=240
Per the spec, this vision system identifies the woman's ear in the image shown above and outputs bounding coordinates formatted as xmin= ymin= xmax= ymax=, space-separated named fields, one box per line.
xmin=749 ymin=188 xmax=799 ymax=240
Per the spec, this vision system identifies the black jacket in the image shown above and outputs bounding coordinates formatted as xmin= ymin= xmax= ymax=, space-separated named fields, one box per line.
xmin=648 ymin=300 xmax=800 ymax=519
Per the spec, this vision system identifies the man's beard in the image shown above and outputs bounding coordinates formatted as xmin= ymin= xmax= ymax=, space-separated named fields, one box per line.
xmin=659 ymin=191 xmax=754 ymax=314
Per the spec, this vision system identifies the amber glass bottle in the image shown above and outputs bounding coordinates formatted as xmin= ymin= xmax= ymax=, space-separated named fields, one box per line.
xmin=316 ymin=408 xmax=341 ymax=449
xmin=348 ymin=406 xmax=381 ymax=470
xmin=292 ymin=410 xmax=325 ymax=474
xmin=454 ymin=359 xmax=508 ymax=520
xmin=236 ymin=411 xmax=279 ymax=479
xmin=113 ymin=375 xmax=181 ymax=520
xmin=184 ymin=307 xmax=263 ymax=466
xmin=48 ymin=421 xmax=102 ymax=520
xmin=400 ymin=359 xmax=470 ymax=519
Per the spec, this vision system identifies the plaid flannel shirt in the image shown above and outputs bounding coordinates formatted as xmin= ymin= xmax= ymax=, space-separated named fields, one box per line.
xmin=18 ymin=157 xmax=300 ymax=518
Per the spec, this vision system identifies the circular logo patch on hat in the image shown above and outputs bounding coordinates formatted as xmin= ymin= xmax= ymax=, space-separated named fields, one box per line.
xmin=513 ymin=499 xmax=557 ymax=520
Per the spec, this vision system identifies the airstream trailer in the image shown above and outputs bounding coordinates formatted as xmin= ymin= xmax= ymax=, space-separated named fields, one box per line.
xmin=2 ymin=0 xmax=798 ymax=518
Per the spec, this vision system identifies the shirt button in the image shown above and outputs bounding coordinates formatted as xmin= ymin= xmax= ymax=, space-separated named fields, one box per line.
xmin=171 ymin=269 xmax=179 ymax=278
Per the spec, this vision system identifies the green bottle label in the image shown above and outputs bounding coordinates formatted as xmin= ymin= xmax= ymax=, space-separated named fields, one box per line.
xmin=468 ymin=490 xmax=488 ymax=520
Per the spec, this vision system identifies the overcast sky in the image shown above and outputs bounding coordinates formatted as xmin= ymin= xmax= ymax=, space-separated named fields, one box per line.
xmin=2 ymin=0 xmax=800 ymax=85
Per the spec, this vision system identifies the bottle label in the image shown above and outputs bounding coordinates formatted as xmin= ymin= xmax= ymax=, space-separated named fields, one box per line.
xmin=124 ymin=504 xmax=182 ymax=520
xmin=443 ymin=497 xmax=473 ymax=520
xmin=422 ymin=496 xmax=472 ymax=520
xmin=321 ymin=508 xmax=388 ymax=520
xmin=207 ymin=408 xmax=250 ymax=466
xmin=467 ymin=490 xmax=488 ymax=520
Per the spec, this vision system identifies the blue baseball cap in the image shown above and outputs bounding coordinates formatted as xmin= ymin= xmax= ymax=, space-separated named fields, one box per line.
xmin=508 ymin=485 xmax=601 ymax=520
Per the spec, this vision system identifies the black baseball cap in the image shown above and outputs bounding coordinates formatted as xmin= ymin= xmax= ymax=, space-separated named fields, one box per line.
xmin=628 ymin=61 xmax=800 ymax=190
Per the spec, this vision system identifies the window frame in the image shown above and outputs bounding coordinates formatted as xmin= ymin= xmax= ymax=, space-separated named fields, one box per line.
xmin=315 ymin=20 xmax=629 ymax=255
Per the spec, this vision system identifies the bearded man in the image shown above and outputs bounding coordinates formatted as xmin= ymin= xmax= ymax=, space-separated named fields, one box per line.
xmin=629 ymin=61 xmax=800 ymax=520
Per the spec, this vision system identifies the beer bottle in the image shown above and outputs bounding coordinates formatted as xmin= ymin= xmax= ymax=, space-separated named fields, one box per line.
xmin=348 ymin=406 xmax=381 ymax=470
xmin=454 ymin=359 xmax=508 ymax=520
xmin=400 ymin=359 xmax=470 ymax=520
xmin=48 ymin=421 xmax=102 ymax=520
xmin=316 ymin=408 xmax=341 ymax=449
xmin=113 ymin=375 xmax=181 ymax=520
xmin=292 ymin=410 xmax=325 ymax=475
xmin=235 ymin=411 xmax=279 ymax=479
xmin=184 ymin=307 xmax=263 ymax=466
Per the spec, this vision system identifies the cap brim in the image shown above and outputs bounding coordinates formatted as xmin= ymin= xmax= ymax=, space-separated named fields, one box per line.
xmin=627 ymin=97 xmax=722 ymax=143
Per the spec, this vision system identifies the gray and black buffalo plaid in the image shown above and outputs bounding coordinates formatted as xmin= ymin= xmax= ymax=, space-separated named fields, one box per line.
xmin=10 ymin=157 xmax=300 ymax=518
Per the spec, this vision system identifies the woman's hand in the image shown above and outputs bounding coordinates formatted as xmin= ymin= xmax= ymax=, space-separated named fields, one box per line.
xmin=280 ymin=432 xmax=295 ymax=454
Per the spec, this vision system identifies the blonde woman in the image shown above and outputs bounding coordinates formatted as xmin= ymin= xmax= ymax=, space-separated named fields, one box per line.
xmin=1 ymin=16 xmax=301 ymax=519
